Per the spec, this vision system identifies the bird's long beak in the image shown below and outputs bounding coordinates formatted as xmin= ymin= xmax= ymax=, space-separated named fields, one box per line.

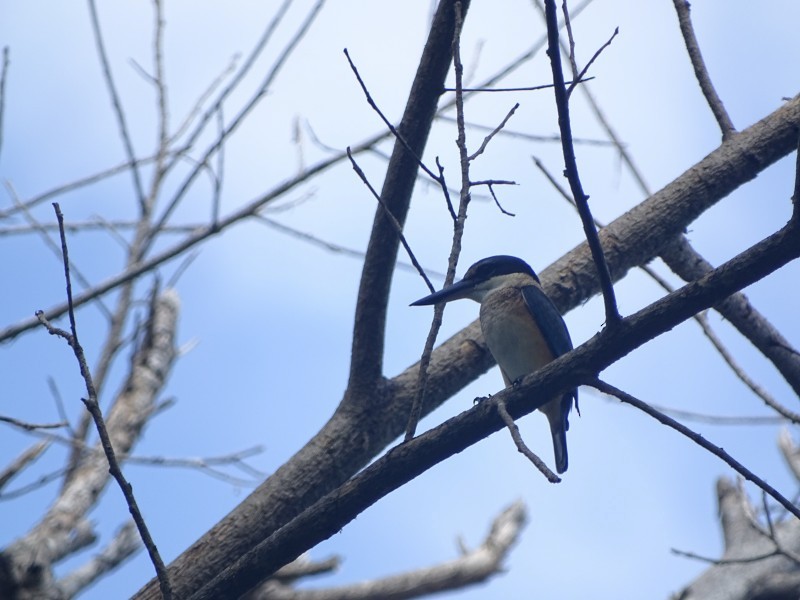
xmin=410 ymin=279 xmax=474 ymax=306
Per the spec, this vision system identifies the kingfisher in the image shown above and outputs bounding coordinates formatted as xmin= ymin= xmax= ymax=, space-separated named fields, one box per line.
xmin=411 ymin=255 xmax=577 ymax=473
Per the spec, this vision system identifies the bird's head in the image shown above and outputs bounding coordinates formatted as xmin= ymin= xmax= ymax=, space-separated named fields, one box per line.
xmin=411 ymin=255 xmax=539 ymax=306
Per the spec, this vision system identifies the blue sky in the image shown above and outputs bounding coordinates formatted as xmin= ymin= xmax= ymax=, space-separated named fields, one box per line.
xmin=2 ymin=1 xmax=799 ymax=598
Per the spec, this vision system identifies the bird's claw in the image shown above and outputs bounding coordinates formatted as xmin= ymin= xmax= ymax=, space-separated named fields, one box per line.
xmin=473 ymin=394 xmax=492 ymax=405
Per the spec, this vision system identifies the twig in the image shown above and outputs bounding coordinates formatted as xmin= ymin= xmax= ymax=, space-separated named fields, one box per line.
xmin=5 ymin=181 xmax=113 ymax=321
xmin=671 ymin=546 xmax=780 ymax=565
xmin=567 ymin=27 xmax=618 ymax=98
xmin=542 ymin=0 xmax=620 ymax=324
xmin=495 ymin=397 xmax=560 ymax=482
xmin=165 ymin=0 xmax=292 ymax=164
xmin=405 ymin=0 xmax=471 ymax=441
xmin=36 ymin=203 xmax=172 ymax=599
xmin=0 ymin=46 xmax=9 ymax=162
xmin=537 ymin=155 xmax=799 ymax=422
xmin=442 ymin=77 xmax=592 ymax=92
xmin=467 ymin=102 xmax=519 ymax=161
xmin=439 ymin=114 xmax=615 ymax=146
xmin=0 ymin=441 xmax=49 ymax=492
xmin=148 ymin=0 xmax=326 ymax=244
xmin=1 ymin=134 xmax=381 ymax=344
xmin=57 ymin=521 xmax=142 ymax=598
xmin=590 ymin=378 xmax=800 ymax=520
xmin=471 ymin=180 xmax=516 ymax=216
xmin=0 ymin=415 xmax=67 ymax=431
xmin=346 ymin=148 xmax=434 ymax=293
xmin=343 ymin=47 xmax=457 ymax=221
xmin=672 ymin=0 xmax=736 ymax=139
xmin=255 ymin=215 xmax=444 ymax=278
xmin=87 ymin=0 xmax=147 ymax=212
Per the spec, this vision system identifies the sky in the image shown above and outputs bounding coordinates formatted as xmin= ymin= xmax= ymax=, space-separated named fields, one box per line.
xmin=1 ymin=1 xmax=799 ymax=599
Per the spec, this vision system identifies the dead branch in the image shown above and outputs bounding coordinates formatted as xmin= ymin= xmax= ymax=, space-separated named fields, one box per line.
xmin=247 ymin=502 xmax=526 ymax=600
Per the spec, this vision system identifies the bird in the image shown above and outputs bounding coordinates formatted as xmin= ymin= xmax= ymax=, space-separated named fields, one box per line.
xmin=411 ymin=255 xmax=577 ymax=473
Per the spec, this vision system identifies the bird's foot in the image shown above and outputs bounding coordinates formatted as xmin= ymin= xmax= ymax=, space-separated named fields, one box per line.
xmin=473 ymin=394 xmax=492 ymax=405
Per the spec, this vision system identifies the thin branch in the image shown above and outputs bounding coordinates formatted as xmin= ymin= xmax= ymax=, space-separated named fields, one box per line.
xmin=467 ymin=102 xmax=519 ymax=161
xmin=567 ymin=27 xmax=618 ymax=98
xmin=255 ymin=215 xmax=443 ymax=278
xmin=442 ymin=77 xmax=592 ymax=92
xmin=539 ymin=154 xmax=798 ymax=421
xmin=156 ymin=205 xmax=800 ymax=599
xmin=343 ymin=47 xmax=457 ymax=222
xmin=57 ymin=521 xmax=142 ymax=598
xmin=0 ymin=441 xmax=49 ymax=492
xmin=36 ymin=203 xmax=172 ymax=599
xmin=87 ymin=0 xmax=147 ymax=211
xmin=0 ymin=415 xmax=67 ymax=431
xmin=5 ymin=181 xmax=114 ymax=321
xmin=346 ymin=149 xmax=433 ymax=293
xmin=148 ymin=0 xmax=326 ymax=244
xmin=495 ymin=397 xmax=559 ymax=482
xmin=165 ymin=0 xmax=292 ymax=165
xmin=0 ymin=46 xmax=9 ymax=162
xmin=405 ymin=0 xmax=471 ymax=441
xmin=591 ymin=378 xmax=800 ymax=520
xmin=672 ymin=0 xmax=736 ymax=139
xmin=542 ymin=0 xmax=620 ymax=323
xmin=471 ymin=180 xmax=516 ymax=216
xmin=439 ymin=114 xmax=616 ymax=146
xmin=671 ymin=546 xmax=781 ymax=566
xmin=1 ymin=135 xmax=382 ymax=344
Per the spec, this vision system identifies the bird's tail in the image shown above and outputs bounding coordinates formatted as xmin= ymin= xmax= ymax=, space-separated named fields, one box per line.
xmin=547 ymin=409 xmax=569 ymax=474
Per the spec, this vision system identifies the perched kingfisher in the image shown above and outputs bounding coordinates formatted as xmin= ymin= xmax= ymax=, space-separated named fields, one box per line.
xmin=411 ymin=255 xmax=577 ymax=473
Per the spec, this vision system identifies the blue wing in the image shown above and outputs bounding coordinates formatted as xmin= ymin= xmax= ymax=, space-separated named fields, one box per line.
xmin=520 ymin=285 xmax=578 ymax=435
xmin=520 ymin=285 xmax=573 ymax=358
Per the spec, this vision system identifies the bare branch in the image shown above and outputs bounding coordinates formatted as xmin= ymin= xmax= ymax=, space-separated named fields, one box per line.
xmin=346 ymin=148 xmax=433 ymax=293
xmin=405 ymin=0 xmax=473 ymax=441
xmin=542 ymin=0 xmax=620 ymax=323
xmin=57 ymin=521 xmax=141 ymax=598
xmin=0 ymin=134 xmax=381 ymax=344
xmin=249 ymin=502 xmax=526 ymax=600
xmin=0 ymin=441 xmax=49 ymax=493
xmin=467 ymin=102 xmax=519 ymax=161
xmin=35 ymin=204 xmax=172 ymax=598
xmin=148 ymin=0 xmax=326 ymax=243
xmin=567 ymin=27 xmax=618 ymax=98
xmin=0 ymin=46 xmax=8 ymax=161
xmin=187 ymin=214 xmax=800 ymax=599
xmin=495 ymin=397 xmax=559 ymax=483
xmin=86 ymin=0 xmax=147 ymax=211
xmin=270 ymin=554 xmax=340 ymax=584
xmin=672 ymin=0 xmax=736 ymax=139
xmin=591 ymin=378 xmax=799 ymax=519
xmin=0 ymin=415 xmax=67 ymax=432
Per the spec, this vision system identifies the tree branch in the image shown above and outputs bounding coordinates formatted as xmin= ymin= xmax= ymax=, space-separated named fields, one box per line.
xmin=672 ymin=0 xmax=736 ymax=139
xmin=190 ymin=214 xmax=800 ymax=599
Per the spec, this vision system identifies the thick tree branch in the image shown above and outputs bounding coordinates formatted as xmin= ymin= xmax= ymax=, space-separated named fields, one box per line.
xmin=135 ymin=3 xmax=471 ymax=597
xmin=676 ymin=478 xmax=800 ymax=600
xmin=135 ymin=93 xmax=800 ymax=600
xmin=347 ymin=0 xmax=471 ymax=392
xmin=3 ymin=288 xmax=179 ymax=599
xmin=191 ymin=214 xmax=800 ymax=600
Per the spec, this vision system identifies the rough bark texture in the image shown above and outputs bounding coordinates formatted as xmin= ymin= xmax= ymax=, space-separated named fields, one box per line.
xmin=132 ymin=91 xmax=800 ymax=600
